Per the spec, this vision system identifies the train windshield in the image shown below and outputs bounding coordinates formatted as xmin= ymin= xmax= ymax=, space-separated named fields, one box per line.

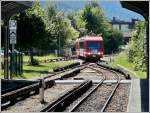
xmin=87 ymin=42 xmax=101 ymax=49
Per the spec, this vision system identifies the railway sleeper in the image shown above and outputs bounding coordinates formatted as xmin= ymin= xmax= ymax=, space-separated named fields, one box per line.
xmin=60 ymin=68 xmax=80 ymax=79
xmin=53 ymin=62 xmax=80 ymax=72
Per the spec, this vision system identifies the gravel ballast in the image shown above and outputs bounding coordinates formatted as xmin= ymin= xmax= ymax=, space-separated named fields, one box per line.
xmin=74 ymin=84 xmax=115 ymax=112
xmin=2 ymin=84 xmax=78 ymax=112
xmin=105 ymin=84 xmax=130 ymax=112
xmin=65 ymin=67 xmax=103 ymax=80
xmin=72 ymin=83 xmax=130 ymax=112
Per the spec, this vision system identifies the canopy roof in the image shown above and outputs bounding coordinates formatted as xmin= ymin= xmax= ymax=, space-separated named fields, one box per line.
xmin=2 ymin=1 xmax=32 ymax=20
xmin=120 ymin=1 xmax=149 ymax=20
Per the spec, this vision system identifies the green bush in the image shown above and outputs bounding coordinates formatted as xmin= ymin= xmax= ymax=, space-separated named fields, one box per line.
xmin=127 ymin=21 xmax=146 ymax=71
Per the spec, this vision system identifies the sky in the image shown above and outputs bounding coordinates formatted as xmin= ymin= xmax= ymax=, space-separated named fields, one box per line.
xmin=40 ymin=0 xmax=144 ymax=21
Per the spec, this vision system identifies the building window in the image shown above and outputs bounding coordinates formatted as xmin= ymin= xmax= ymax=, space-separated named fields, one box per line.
xmin=121 ymin=24 xmax=130 ymax=32
xmin=112 ymin=24 xmax=119 ymax=30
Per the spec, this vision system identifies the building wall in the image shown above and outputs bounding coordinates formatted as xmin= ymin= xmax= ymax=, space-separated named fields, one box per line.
xmin=110 ymin=17 xmax=138 ymax=43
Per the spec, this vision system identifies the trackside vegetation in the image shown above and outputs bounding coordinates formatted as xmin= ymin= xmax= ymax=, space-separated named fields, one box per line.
xmin=1 ymin=1 xmax=147 ymax=79
xmin=1 ymin=1 xmax=123 ymax=65
xmin=127 ymin=21 xmax=147 ymax=71
xmin=1 ymin=55 xmax=74 ymax=79
xmin=111 ymin=52 xmax=147 ymax=79
xmin=111 ymin=21 xmax=147 ymax=78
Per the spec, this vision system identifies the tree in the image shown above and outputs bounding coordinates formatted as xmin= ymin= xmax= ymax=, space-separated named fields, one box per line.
xmin=67 ymin=11 xmax=87 ymax=37
xmin=74 ymin=1 xmax=122 ymax=54
xmin=81 ymin=2 xmax=111 ymax=36
xmin=15 ymin=0 xmax=47 ymax=65
xmin=45 ymin=3 xmax=79 ymax=51
xmin=127 ymin=21 xmax=146 ymax=71
xmin=105 ymin=29 xmax=123 ymax=54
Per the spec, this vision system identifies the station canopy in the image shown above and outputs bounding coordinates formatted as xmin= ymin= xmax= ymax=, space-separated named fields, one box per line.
xmin=120 ymin=1 xmax=149 ymax=20
xmin=2 ymin=1 xmax=32 ymax=20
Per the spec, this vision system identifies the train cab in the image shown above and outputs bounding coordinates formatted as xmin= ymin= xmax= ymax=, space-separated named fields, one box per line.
xmin=75 ymin=35 xmax=104 ymax=61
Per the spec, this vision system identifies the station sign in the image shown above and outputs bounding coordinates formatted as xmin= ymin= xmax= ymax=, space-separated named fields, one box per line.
xmin=9 ymin=20 xmax=17 ymax=44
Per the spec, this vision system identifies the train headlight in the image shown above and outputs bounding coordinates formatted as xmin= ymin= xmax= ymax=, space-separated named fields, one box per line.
xmin=98 ymin=52 xmax=101 ymax=55
xmin=87 ymin=52 xmax=91 ymax=55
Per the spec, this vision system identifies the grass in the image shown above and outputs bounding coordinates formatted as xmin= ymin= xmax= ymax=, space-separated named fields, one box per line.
xmin=1 ymin=54 xmax=74 ymax=79
xmin=111 ymin=52 xmax=147 ymax=79
xmin=1 ymin=60 xmax=75 ymax=79
xmin=20 ymin=60 xmax=75 ymax=79
xmin=23 ymin=54 xmax=62 ymax=62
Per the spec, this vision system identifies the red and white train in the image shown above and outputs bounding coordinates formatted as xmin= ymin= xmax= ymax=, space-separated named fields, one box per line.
xmin=75 ymin=35 xmax=104 ymax=61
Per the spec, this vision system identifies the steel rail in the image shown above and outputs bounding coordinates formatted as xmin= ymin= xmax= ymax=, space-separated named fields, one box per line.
xmin=91 ymin=63 xmax=118 ymax=80
xmin=43 ymin=62 xmax=89 ymax=80
xmin=69 ymin=64 xmax=121 ymax=112
xmin=89 ymin=63 xmax=121 ymax=112
xmin=40 ymin=80 xmax=92 ymax=112
xmin=100 ymin=69 xmax=121 ymax=112
xmin=69 ymin=66 xmax=106 ymax=112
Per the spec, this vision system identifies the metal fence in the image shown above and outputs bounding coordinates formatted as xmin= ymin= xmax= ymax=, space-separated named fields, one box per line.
xmin=1 ymin=50 xmax=24 ymax=79
xmin=10 ymin=51 xmax=23 ymax=77
xmin=23 ymin=48 xmax=74 ymax=57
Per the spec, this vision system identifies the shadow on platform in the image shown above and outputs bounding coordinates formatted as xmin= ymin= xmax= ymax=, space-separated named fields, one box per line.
xmin=140 ymin=78 xmax=149 ymax=112
xmin=1 ymin=79 xmax=38 ymax=95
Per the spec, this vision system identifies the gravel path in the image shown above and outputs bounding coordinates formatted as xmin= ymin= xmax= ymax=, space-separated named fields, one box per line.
xmin=3 ymin=84 xmax=77 ymax=112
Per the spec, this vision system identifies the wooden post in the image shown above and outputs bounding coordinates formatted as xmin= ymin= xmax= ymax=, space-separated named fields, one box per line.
xmin=39 ymin=78 xmax=45 ymax=104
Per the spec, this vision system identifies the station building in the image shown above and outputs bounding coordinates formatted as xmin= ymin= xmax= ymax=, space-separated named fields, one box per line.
xmin=110 ymin=17 xmax=139 ymax=43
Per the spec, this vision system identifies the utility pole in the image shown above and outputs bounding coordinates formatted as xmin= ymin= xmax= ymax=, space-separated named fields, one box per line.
xmin=4 ymin=19 xmax=9 ymax=79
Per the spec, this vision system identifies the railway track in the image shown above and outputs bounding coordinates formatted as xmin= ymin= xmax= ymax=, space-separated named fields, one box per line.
xmin=1 ymin=62 xmax=130 ymax=112
xmin=40 ymin=80 xmax=92 ymax=112
xmin=68 ymin=66 xmax=106 ymax=112
xmin=40 ymin=66 xmax=105 ymax=112
xmin=1 ymin=62 xmax=87 ymax=109
xmin=64 ymin=65 xmax=121 ymax=112
xmin=43 ymin=62 xmax=88 ymax=80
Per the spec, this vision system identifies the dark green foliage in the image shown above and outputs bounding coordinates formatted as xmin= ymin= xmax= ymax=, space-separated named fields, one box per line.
xmin=15 ymin=13 xmax=46 ymax=49
xmin=13 ymin=0 xmax=123 ymax=60
xmin=104 ymin=29 xmax=123 ymax=54
xmin=15 ymin=1 xmax=47 ymax=65
xmin=74 ymin=1 xmax=123 ymax=54
xmin=127 ymin=21 xmax=146 ymax=71
xmin=29 ymin=58 xmax=39 ymax=66
xmin=45 ymin=3 xmax=79 ymax=49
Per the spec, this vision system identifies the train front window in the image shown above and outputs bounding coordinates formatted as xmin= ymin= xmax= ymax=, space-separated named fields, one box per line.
xmin=87 ymin=42 xmax=101 ymax=49
xmin=79 ymin=42 xmax=84 ymax=48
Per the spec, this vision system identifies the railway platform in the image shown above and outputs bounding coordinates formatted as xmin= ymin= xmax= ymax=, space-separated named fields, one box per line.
xmin=1 ymin=79 xmax=38 ymax=95
xmin=128 ymin=78 xmax=149 ymax=112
